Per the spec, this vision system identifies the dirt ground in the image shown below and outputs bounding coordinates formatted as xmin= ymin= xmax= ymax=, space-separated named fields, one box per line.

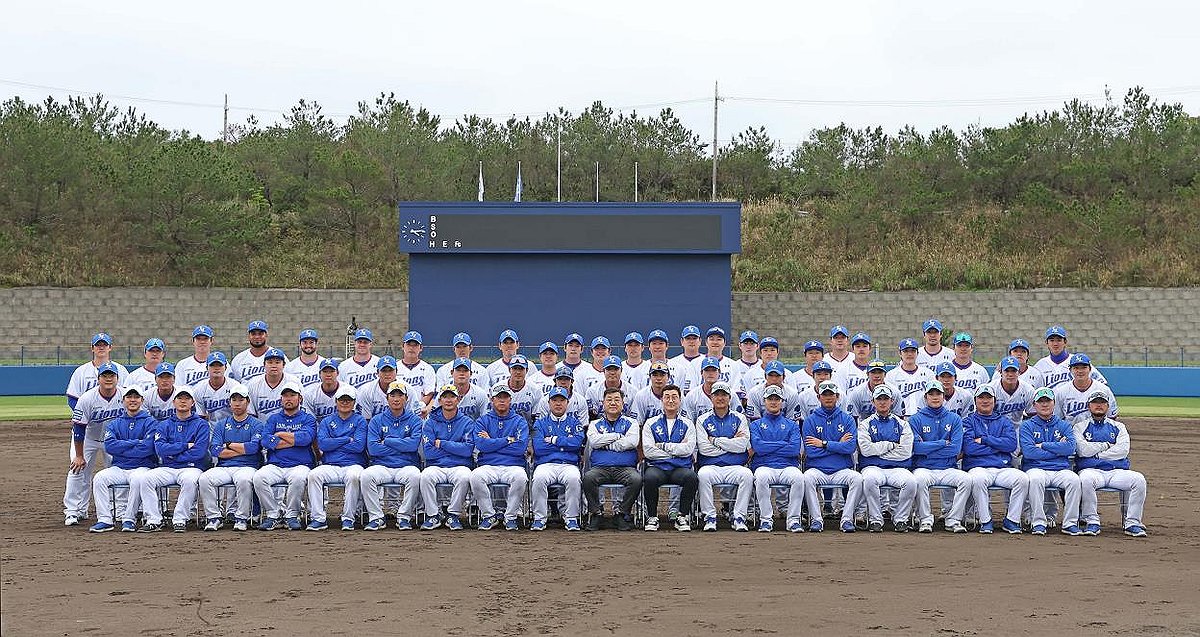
xmin=2 ymin=419 xmax=1198 ymax=637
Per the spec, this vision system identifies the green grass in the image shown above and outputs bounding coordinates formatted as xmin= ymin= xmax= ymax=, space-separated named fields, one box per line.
xmin=1115 ymin=396 xmax=1200 ymax=418
xmin=0 ymin=395 xmax=71 ymax=421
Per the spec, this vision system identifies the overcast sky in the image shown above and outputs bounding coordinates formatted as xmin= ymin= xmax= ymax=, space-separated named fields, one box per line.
xmin=4 ymin=0 xmax=1198 ymax=152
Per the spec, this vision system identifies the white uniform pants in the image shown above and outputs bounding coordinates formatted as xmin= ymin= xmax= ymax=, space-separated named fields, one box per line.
xmin=360 ymin=465 xmax=421 ymax=521
xmin=91 ymin=466 xmax=149 ymax=525
xmin=913 ymin=467 xmax=971 ymax=526
xmin=753 ymin=466 xmax=806 ymax=523
xmin=697 ymin=465 xmax=753 ymax=519
xmin=253 ymin=465 xmax=311 ymax=520
xmin=472 ymin=465 xmax=529 ymax=521
xmin=420 ymin=466 xmax=472 ymax=517
xmin=967 ymin=466 xmax=1028 ymax=525
xmin=306 ymin=464 xmax=364 ymax=523
xmin=860 ymin=466 xmax=917 ymax=524
xmin=198 ymin=466 xmax=257 ymax=520
xmin=1025 ymin=468 xmax=1082 ymax=527
xmin=63 ymin=438 xmax=108 ymax=518
xmin=803 ymin=468 xmax=862 ymax=525
xmin=139 ymin=467 xmax=203 ymax=525
xmin=1079 ymin=468 xmax=1145 ymax=528
xmin=531 ymin=464 xmax=581 ymax=521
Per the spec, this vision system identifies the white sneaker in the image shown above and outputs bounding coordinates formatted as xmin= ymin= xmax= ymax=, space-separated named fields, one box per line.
xmin=702 ymin=516 xmax=717 ymax=532
xmin=675 ymin=516 xmax=691 ymax=532
xmin=918 ymin=521 xmax=934 ymax=533
xmin=945 ymin=521 xmax=967 ymax=534
xmin=64 ymin=515 xmax=80 ymax=527
xmin=233 ymin=519 xmax=248 ymax=532
xmin=644 ymin=517 xmax=660 ymax=531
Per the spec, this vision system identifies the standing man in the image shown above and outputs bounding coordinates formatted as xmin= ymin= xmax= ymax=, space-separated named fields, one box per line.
xmin=136 ymin=387 xmax=211 ymax=533
xmin=448 ymin=357 xmax=491 ymax=421
xmin=1073 ymin=392 xmax=1149 ymax=537
xmin=885 ymin=338 xmax=935 ymax=406
xmin=906 ymin=362 xmax=973 ymax=418
xmin=533 ymin=367 xmax=589 ymax=424
xmin=471 ymin=383 xmax=531 ymax=531
xmin=501 ymin=355 xmax=543 ymax=424
xmin=845 ymin=359 xmax=893 ymax=422
xmin=908 ymin=381 xmax=972 ymax=534
xmin=1020 ymin=387 xmax=1083 ymax=535
xmin=396 ymin=330 xmax=437 ymax=417
xmin=948 ymin=332 xmax=989 ymax=393
xmin=530 ymin=388 xmax=586 ymax=532
xmin=1054 ymin=353 xmax=1118 ymax=423
xmin=732 ymin=331 xmax=761 ymax=385
xmin=284 ymin=329 xmax=327 ymax=388
xmin=835 ymin=332 xmax=874 ymax=397
xmin=306 ymin=385 xmax=368 ymax=531
xmin=583 ymin=388 xmax=642 ymax=531
xmin=990 ymin=356 xmax=1037 ymax=425
xmin=641 ymin=385 xmax=698 ymax=532
xmin=125 ymin=338 xmax=166 ymax=393
xmin=585 ymin=355 xmax=634 ymax=419
xmin=693 ymin=326 xmax=743 ymax=393
xmin=419 ymin=385 xmax=477 ymax=531
xmin=64 ymin=362 xmax=124 ymax=526
xmin=962 ymin=385 xmax=1028 ymax=535
xmin=175 ymin=325 xmax=215 ymax=388
xmin=303 ymin=359 xmax=345 ymax=423
xmin=856 ymin=385 xmax=917 ymax=533
xmin=916 ymin=318 xmax=953 ymax=370
xmin=88 ymin=386 xmax=158 ymax=533
xmin=67 ymin=332 xmax=129 ymax=410
xmin=786 ymin=340 xmax=826 ymax=395
xmin=796 ymin=360 xmax=840 ymax=420
xmin=694 ymin=382 xmax=753 ymax=532
xmin=360 ymin=380 xmax=424 ymax=531
xmin=192 ymin=352 xmax=234 ymax=429
xmin=744 ymin=361 xmax=803 ymax=422
xmin=247 ymin=348 xmax=300 ymax=420
xmin=339 ymin=327 xmax=381 ymax=389
xmin=630 ymin=360 xmax=671 ymax=424
xmin=561 ymin=332 xmax=587 ymax=374
xmin=681 ymin=357 xmax=734 ymax=422
xmin=740 ymin=336 xmax=785 ymax=390
xmin=989 ymin=339 xmax=1045 ymax=388
xmin=749 ymin=385 xmax=807 ymax=533
xmin=528 ymin=341 xmax=561 ymax=396
xmin=823 ymin=325 xmax=854 ymax=375
xmin=230 ymin=320 xmax=281 ymax=383
xmin=435 ymin=332 xmax=490 ymax=389
xmin=355 ymin=356 xmax=401 ymax=421
xmin=252 ymin=380 xmax=317 ymax=531
xmin=801 ymin=381 xmax=862 ymax=533
xmin=144 ymin=362 xmax=181 ymax=421
xmin=668 ymin=325 xmax=704 ymax=395
xmin=1034 ymin=325 xmax=1109 ymax=389
xmin=622 ymin=332 xmax=650 ymax=389
xmin=486 ymin=329 xmax=522 ymax=387
xmin=574 ymin=336 xmax=612 ymax=395
xmin=197 ymin=382 xmax=263 ymax=532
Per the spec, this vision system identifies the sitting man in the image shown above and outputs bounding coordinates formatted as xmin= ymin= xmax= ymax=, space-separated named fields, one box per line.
xmin=961 ymin=384 xmax=1028 ymax=535
xmin=472 ymin=383 xmax=531 ymax=531
xmin=856 ymin=384 xmax=917 ymax=533
xmin=695 ymin=382 xmax=753 ymax=532
xmin=89 ymin=386 xmax=158 ymax=533
xmin=530 ymin=388 xmax=586 ymax=531
xmin=750 ymin=385 xmax=807 ymax=533
xmin=306 ymin=385 xmax=368 ymax=531
xmin=252 ymin=381 xmax=317 ymax=531
xmin=360 ymin=381 xmax=424 ymax=531
xmin=198 ymin=382 xmax=264 ymax=531
xmin=909 ymin=381 xmax=972 ymax=534
xmin=135 ymin=386 xmax=210 ymax=532
xmin=419 ymin=385 xmax=477 ymax=531
xmin=1019 ymin=387 xmax=1083 ymax=536
xmin=583 ymin=388 xmax=642 ymax=531
xmin=802 ymin=381 xmax=862 ymax=533
xmin=1072 ymin=391 xmax=1148 ymax=537
xmin=641 ymin=385 xmax=698 ymax=532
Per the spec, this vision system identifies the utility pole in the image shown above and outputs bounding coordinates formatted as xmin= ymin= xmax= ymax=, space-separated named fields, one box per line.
xmin=634 ymin=161 xmax=639 ymax=202
xmin=594 ymin=161 xmax=600 ymax=202
xmin=556 ymin=120 xmax=562 ymax=202
xmin=222 ymin=93 xmax=230 ymax=143
xmin=711 ymin=81 xmax=719 ymax=202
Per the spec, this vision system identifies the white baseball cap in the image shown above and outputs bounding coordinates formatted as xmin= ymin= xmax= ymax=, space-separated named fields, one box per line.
xmin=280 ymin=380 xmax=304 ymax=395
xmin=227 ymin=382 xmax=251 ymax=398
xmin=121 ymin=385 xmax=147 ymax=399
xmin=335 ymin=385 xmax=357 ymax=400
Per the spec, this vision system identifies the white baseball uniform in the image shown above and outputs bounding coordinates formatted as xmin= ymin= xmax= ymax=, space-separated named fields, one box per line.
xmin=284 ymin=356 xmax=329 ymax=388
xmin=1054 ymin=380 xmax=1118 ymax=423
xmin=66 ymin=361 xmax=129 ymax=406
xmin=916 ymin=346 xmax=954 ymax=370
xmin=64 ymin=387 xmax=123 ymax=519
xmin=174 ymin=355 xmax=210 ymax=388
xmin=339 ymin=355 xmax=381 ymax=389
xmin=247 ymin=373 xmax=301 ymax=420
xmin=435 ymin=359 xmax=490 ymax=389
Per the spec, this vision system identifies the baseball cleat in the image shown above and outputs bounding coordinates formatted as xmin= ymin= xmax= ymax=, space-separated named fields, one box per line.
xmin=979 ymin=521 xmax=994 ymax=534
xmin=341 ymin=519 xmax=355 ymax=531
xmin=258 ymin=518 xmax=279 ymax=531
xmin=674 ymin=517 xmax=691 ymax=532
xmin=585 ymin=516 xmax=602 ymax=532
xmin=868 ymin=521 xmax=884 ymax=533
xmin=65 ymin=515 xmax=81 ymax=527
xmin=918 ymin=522 xmax=934 ymax=533
xmin=731 ymin=517 xmax=749 ymax=532
xmin=477 ymin=516 xmax=498 ymax=531
xmin=172 ymin=523 xmax=187 ymax=533
xmin=1082 ymin=524 xmax=1101 ymax=536
xmin=233 ymin=518 xmax=249 ymax=532
xmin=530 ymin=519 xmax=547 ymax=532
xmin=89 ymin=522 xmax=115 ymax=533
xmin=306 ymin=520 xmax=327 ymax=532
xmin=120 ymin=521 xmax=136 ymax=533
xmin=809 ymin=520 xmax=824 ymax=533
xmin=284 ymin=517 xmax=302 ymax=531
xmin=364 ymin=519 xmax=385 ymax=531
xmin=758 ymin=519 xmax=773 ymax=533
xmin=893 ymin=521 xmax=910 ymax=533
xmin=644 ymin=517 xmax=660 ymax=532
xmin=445 ymin=515 xmax=464 ymax=531
xmin=787 ymin=520 xmax=804 ymax=533
xmin=565 ymin=518 xmax=581 ymax=532
xmin=703 ymin=516 xmax=718 ymax=532
xmin=946 ymin=521 xmax=967 ymax=534
xmin=504 ymin=518 xmax=520 ymax=531
xmin=420 ymin=517 xmax=442 ymax=531
xmin=840 ymin=521 xmax=856 ymax=533
xmin=204 ymin=518 xmax=222 ymax=532
xmin=396 ymin=517 xmax=414 ymax=530
xmin=1124 ymin=525 xmax=1148 ymax=537
xmin=138 ymin=523 xmax=163 ymax=533
xmin=1031 ymin=524 xmax=1047 ymax=535
xmin=1061 ymin=524 xmax=1083 ymax=536
xmin=1001 ymin=519 xmax=1023 ymax=534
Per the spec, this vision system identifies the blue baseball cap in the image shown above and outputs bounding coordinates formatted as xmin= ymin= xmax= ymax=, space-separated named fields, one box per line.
xmin=1009 ymin=338 xmax=1030 ymax=352
xmin=402 ymin=330 xmax=423 ymax=344
xmin=354 ymin=328 xmax=374 ymax=342
xmin=320 ymin=358 xmax=340 ymax=371
xmin=1000 ymin=356 xmax=1020 ymax=371
xmin=452 ymin=332 xmax=471 ymax=346
xmin=376 ymin=355 xmax=398 ymax=370
xmin=759 ymin=336 xmax=779 ymax=349
xmin=1045 ymin=325 xmax=1068 ymax=340
xmin=564 ymin=333 xmax=584 ymax=346
xmin=923 ymin=318 xmax=944 ymax=333
xmin=247 ymin=320 xmax=268 ymax=332
xmin=701 ymin=356 xmax=721 ymax=371
xmin=739 ymin=330 xmax=759 ymax=343
xmin=603 ymin=355 xmax=622 ymax=369
xmin=451 ymin=357 xmax=472 ymax=370
xmin=206 ymin=352 xmax=227 ymax=366
xmin=803 ymin=340 xmax=825 ymax=353
xmin=97 ymin=361 xmax=120 ymax=376
xmin=648 ymin=329 xmax=670 ymax=343
xmin=681 ymin=325 xmax=702 ymax=339
xmin=554 ymin=366 xmax=574 ymax=380
xmin=934 ymin=362 xmax=957 ymax=377
xmin=298 ymin=329 xmax=319 ymax=342
xmin=154 ymin=362 xmax=176 ymax=377
xmin=508 ymin=354 xmax=529 ymax=369
xmin=812 ymin=360 xmax=833 ymax=373
xmin=851 ymin=332 xmax=872 ymax=345
xmin=1068 ymin=353 xmax=1092 ymax=367
xmin=867 ymin=359 xmax=887 ymax=372
xmin=144 ymin=338 xmax=165 ymax=351
xmin=548 ymin=387 xmax=569 ymax=400
xmin=264 ymin=347 xmax=286 ymax=361
xmin=624 ymin=332 xmax=644 ymax=345
xmin=953 ymin=332 xmax=973 ymax=345
xmin=91 ymin=332 xmax=113 ymax=346
xmin=706 ymin=326 xmax=726 ymax=338
xmin=590 ymin=336 xmax=611 ymax=349
xmin=192 ymin=325 xmax=214 ymax=339
xmin=764 ymin=360 xmax=786 ymax=376
xmin=898 ymin=338 xmax=919 ymax=351
xmin=830 ymin=325 xmax=850 ymax=338
xmin=499 ymin=329 xmax=519 ymax=343
xmin=539 ymin=341 xmax=559 ymax=355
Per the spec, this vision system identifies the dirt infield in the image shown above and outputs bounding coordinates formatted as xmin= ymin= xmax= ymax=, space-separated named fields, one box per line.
xmin=2 ymin=419 xmax=1198 ymax=637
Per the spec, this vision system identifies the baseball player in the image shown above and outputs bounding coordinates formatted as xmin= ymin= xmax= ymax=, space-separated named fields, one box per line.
xmin=990 ymin=356 xmax=1037 ymax=425
xmin=641 ymin=385 xmax=698 ymax=532
xmin=63 ymin=361 xmax=124 ymax=526
xmin=500 ymin=355 xmax=543 ymax=424
xmin=230 ymin=320 xmax=281 ymax=383
xmin=360 ymin=380 xmax=424 ymax=531
xmin=486 ymin=329 xmax=522 ymax=387
xmin=1073 ymin=392 xmax=1148 ymax=537
xmin=844 ymin=359 xmax=894 ymax=422
xmin=247 ymin=348 xmax=300 ymax=420
xmin=681 ymin=356 xmax=741 ymax=422
xmin=355 ymin=356 xmax=402 ymax=421
xmin=835 ymin=332 xmax=874 ymax=396
xmin=989 ymin=339 xmax=1046 ymax=388
xmin=630 ymin=361 xmax=672 ymax=424
xmin=823 ymin=325 xmax=854 ymax=375
xmin=395 ymin=330 xmax=436 ymax=416
xmin=583 ymin=387 xmax=643 ymax=531
xmin=694 ymin=382 xmax=753 ymax=532
xmin=1034 ymin=325 xmax=1109 ymax=389
xmin=744 ymin=361 xmax=803 ymax=422
xmin=585 ymin=355 xmax=634 ymax=419
xmin=740 ymin=336 xmax=785 ymax=390
xmin=284 ymin=328 xmax=328 ymax=388
xmin=908 ymin=381 xmax=972 ymax=533
xmin=856 ymin=384 xmax=917 ymax=533
xmin=533 ymin=366 xmax=589 ymax=424
xmin=1053 ymin=353 xmax=1118 ymax=423
xmin=419 ymin=385 xmax=477 ymax=531
xmin=197 ymin=382 xmax=263 ymax=532
xmin=306 ymin=385 xmax=368 ymax=531
xmin=961 ymin=385 xmax=1028 ymax=534
xmin=561 ymin=332 xmax=587 ymax=374
xmin=732 ymin=330 xmax=761 ymax=383
xmin=251 ymin=380 xmax=317 ymax=531
xmin=434 ymin=332 xmax=490 ymax=389
xmin=528 ymin=342 xmax=561 ymax=395
xmin=302 ymin=359 xmax=345 ymax=423
xmin=144 ymin=362 xmax=181 ymax=421
xmin=885 ymin=338 xmax=936 ymax=405
xmin=191 ymin=352 xmax=234 ymax=428
xmin=1020 ymin=387 xmax=1083 ymax=535
xmin=621 ymin=332 xmax=650 ymax=389
xmin=947 ymin=332 xmax=990 ymax=392
xmin=749 ymin=384 xmax=807 ymax=533
xmin=66 ymin=332 xmax=129 ymax=410
xmin=668 ymin=325 xmax=704 ymax=394
xmin=88 ymin=386 xmax=158 ymax=533
xmin=125 ymin=338 xmax=166 ymax=393
xmin=916 ymin=318 xmax=953 ymax=370
xmin=693 ymin=327 xmax=744 ymax=395
xmin=785 ymin=340 xmax=827 ymax=395
xmin=905 ymin=362 xmax=973 ymax=418
xmin=796 ymin=360 xmax=841 ymax=419
xmin=530 ymin=387 xmax=586 ymax=531
xmin=339 ymin=327 xmax=381 ymax=389
xmin=801 ymin=381 xmax=862 ymax=533
xmin=175 ymin=325 xmax=215 ymax=387
xmin=471 ymin=383 xmax=531 ymax=531
xmin=448 ymin=357 xmax=492 ymax=421
xmin=573 ymin=336 xmax=612 ymax=395
xmin=134 ymin=386 xmax=211 ymax=532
